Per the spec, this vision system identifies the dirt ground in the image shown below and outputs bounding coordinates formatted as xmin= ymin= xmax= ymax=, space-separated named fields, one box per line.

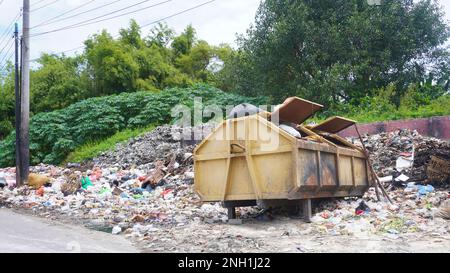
xmin=4 ymin=204 xmax=449 ymax=253
xmin=132 ymin=217 xmax=450 ymax=253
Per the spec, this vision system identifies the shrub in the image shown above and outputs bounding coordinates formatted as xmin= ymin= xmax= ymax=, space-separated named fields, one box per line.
xmin=0 ymin=84 xmax=268 ymax=167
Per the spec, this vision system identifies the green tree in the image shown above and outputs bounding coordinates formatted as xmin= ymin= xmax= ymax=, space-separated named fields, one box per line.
xmin=227 ymin=0 xmax=450 ymax=105
xmin=172 ymin=25 xmax=196 ymax=57
xmin=147 ymin=22 xmax=174 ymax=47
xmin=84 ymin=30 xmax=140 ymax=96
xmin=119 ymin=19 xmax=144 ymax=49
xmin=0 ymin=63 xmax=15 ymax=139
xmin=31 ymin=54 xmax=89 ymax=113
xmin=176 ymin=40 xmax=213 ymax=81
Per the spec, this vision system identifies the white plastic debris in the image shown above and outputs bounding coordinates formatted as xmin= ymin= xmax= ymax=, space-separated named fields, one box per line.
xmin=396 ymin=157 xmax=413 ymax=171
xmin=395 ymin=174 xmax=409 ymax=182
xmin=378 ymin=176 xmax=393 ymax=183
xmin=279 ymin=124 xmax=301 ymax=138
xmin=112 ymin=226 xmax=122 ymax=235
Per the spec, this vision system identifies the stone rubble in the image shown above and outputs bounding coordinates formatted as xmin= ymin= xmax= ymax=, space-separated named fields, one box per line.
xmin=350 ymin=129 xmax=450 ymax=184
xmin=0 ymin=126 xmax=449 ymax=252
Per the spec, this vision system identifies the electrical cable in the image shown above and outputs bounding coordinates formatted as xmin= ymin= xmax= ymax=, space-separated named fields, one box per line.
xmin=30 ymin=0 xmax=163 ymax=36
xmin=32 ymin=0 xmax=97 ymax=28
xmin=29 ymin=0 xmax=218 ymax=60
xmin=31 ymin=0 xmax=61 ymax=12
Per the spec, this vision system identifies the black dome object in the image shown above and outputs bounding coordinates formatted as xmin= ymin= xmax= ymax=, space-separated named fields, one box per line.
xmin=227 ymin=103 xmax=262 ymax=119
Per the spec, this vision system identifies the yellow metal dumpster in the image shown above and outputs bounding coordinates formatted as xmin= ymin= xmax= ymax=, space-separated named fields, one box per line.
xmin=194 ymin=97 xmax=371 ymax=221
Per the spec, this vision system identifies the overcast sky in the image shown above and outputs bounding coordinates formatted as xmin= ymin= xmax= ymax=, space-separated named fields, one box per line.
xmin=0 ymin=0 xmax=450 ymax=62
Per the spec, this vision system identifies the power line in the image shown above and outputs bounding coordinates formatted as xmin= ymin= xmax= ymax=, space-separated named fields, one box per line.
xmin=0 ymin=11 xmax=22 ymax=48
xmin=31 ymin=0 xmax=47 ymax=7
xmin=31 ymin=0 xmax=61 ymax=12
xmin=0 ymin=26 xmax=14 ymax=50
xmin=31 ymin=0 xmax=124 ymax=29
xmin=141 ymin=0 xmax=216 ymax=29
xmin=0 ymin=50 xmax=14 ymax=72
xmin=32 ymin=0 xmax=97 ymax=28
xmin=30 ymin=0 xmax=161 ymax=36
xmin=0 ymin=36 xmax=14 ymax=59
xmin=0 ymin=40 xmax=14 ymax=67
xmin=29 ymin=0 xmax=218 ymax=61
xmin=29 ymin=44 xmax=84 ymax=62
xmin=0 ymin=39 xmax=14 ymax=63
xmin=30 ymin=0 xmax=173 ymax=37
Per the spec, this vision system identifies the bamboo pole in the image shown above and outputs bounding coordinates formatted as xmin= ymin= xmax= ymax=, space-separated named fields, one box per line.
xmin=354 ymin=125 xmax=392 ymax=204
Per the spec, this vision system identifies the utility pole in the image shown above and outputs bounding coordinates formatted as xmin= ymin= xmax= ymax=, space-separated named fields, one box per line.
xmin=14 ymin=22 xmax=21 ymax=186
xmin=19 ymin=0 xmax=30 ymax=186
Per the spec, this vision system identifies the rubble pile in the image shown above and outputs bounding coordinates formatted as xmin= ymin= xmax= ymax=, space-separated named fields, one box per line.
xmin=0 ymin=163 xmax=235 ymax=233
xmin=310 ymin=187 xmax=449 ymax=237
xmin=352 ymin=129 xmax=450 ymax=184
xmin=0 ymin=124 xmax=237 ymax=235
xmin=92 ymin=124 xmax=216 ymax=169
xmin=0 ymin=126 xmax=449 ymax=249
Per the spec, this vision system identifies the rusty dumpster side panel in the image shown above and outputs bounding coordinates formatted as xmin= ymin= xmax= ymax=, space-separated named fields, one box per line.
xmin=194 ymin=114 xmax=370 ymax=203
xmin=288 ymin=142 xmax=370 ymax=199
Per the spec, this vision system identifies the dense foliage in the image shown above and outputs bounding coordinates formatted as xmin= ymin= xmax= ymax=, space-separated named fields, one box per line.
xmin=0 ymin=84 xmax=267 ymax=167
xmin=1 ymin=1 xmax=450 ymax=167
xmin=222 ymin=0 xmax=450 ymax=105
xmin=318 ymin=84 xmax=450 ymax=123
xmin=0 ymin=21 xmax=233 ymax=139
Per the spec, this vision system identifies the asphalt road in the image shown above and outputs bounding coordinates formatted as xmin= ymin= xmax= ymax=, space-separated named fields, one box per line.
xmin=0 ymin=208 xmax=138 ymax=253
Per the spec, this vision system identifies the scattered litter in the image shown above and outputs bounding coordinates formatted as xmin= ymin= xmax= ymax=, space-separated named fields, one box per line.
xmin=396 ymin=157 xmax=413 ymax=172
xmin=28 ymin=173 xmax=51 ymax=189
xmin=112 ymin=226 xmax=122 ymax=235
xmin=0 ymin=126 xmax=448 ymax=248
xmin=379 ymin=176 xmax=393 ymax=183
xmin=435 ymin=199 xmax=450 ymax=220
xmin=351 ymin=129 xmax=449 ymax=185
xmin=81 ymin=176 xmax=93 ymax=190
xmin=395 ymin=174 xmax=409 ymax=182
xmin=279 ymin=124 xmax=302 ymax=138
xmin=355 ymin=201 xmax=371 ymax=215
xmin=427 ymin=156 xmax=450 ymax=185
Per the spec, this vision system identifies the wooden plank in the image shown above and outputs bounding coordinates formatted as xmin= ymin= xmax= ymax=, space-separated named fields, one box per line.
xmin=271 ymin=97 xmax=323 ymax=124
xmin=311 ymin=116 xmax=356 ymax=134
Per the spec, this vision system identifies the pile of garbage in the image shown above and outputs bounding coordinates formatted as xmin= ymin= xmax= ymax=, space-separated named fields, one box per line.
xmin=91 ymin=124 xmax=216 ymax=169
xmin=0 ymin=126 xmax=448 ymax=242
xmin=351 ymin=129 xmax=450 ymax=185
xmin=0 ymin=124 xmax=234 ymax=236
xmin=310 ymin=186 xmax=449 ymax=238
xmin=308 ymin=129 xmax=450 ymax=236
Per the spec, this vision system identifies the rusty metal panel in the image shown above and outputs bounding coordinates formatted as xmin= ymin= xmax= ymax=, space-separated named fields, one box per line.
xmin=271 ymin=97 xmax=323 ymax=125
xmin=312 ymin=116 xmax=356 ymax=134
xmin=353 ymin=157 xmax=369 ymax=188
xmin=338 ymin=155 xmax=354 ymax=190
xmin=320 ymin=152 xmax=338 ymax=189
xmin=298 ymin=149 xmax=319 ymax=191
